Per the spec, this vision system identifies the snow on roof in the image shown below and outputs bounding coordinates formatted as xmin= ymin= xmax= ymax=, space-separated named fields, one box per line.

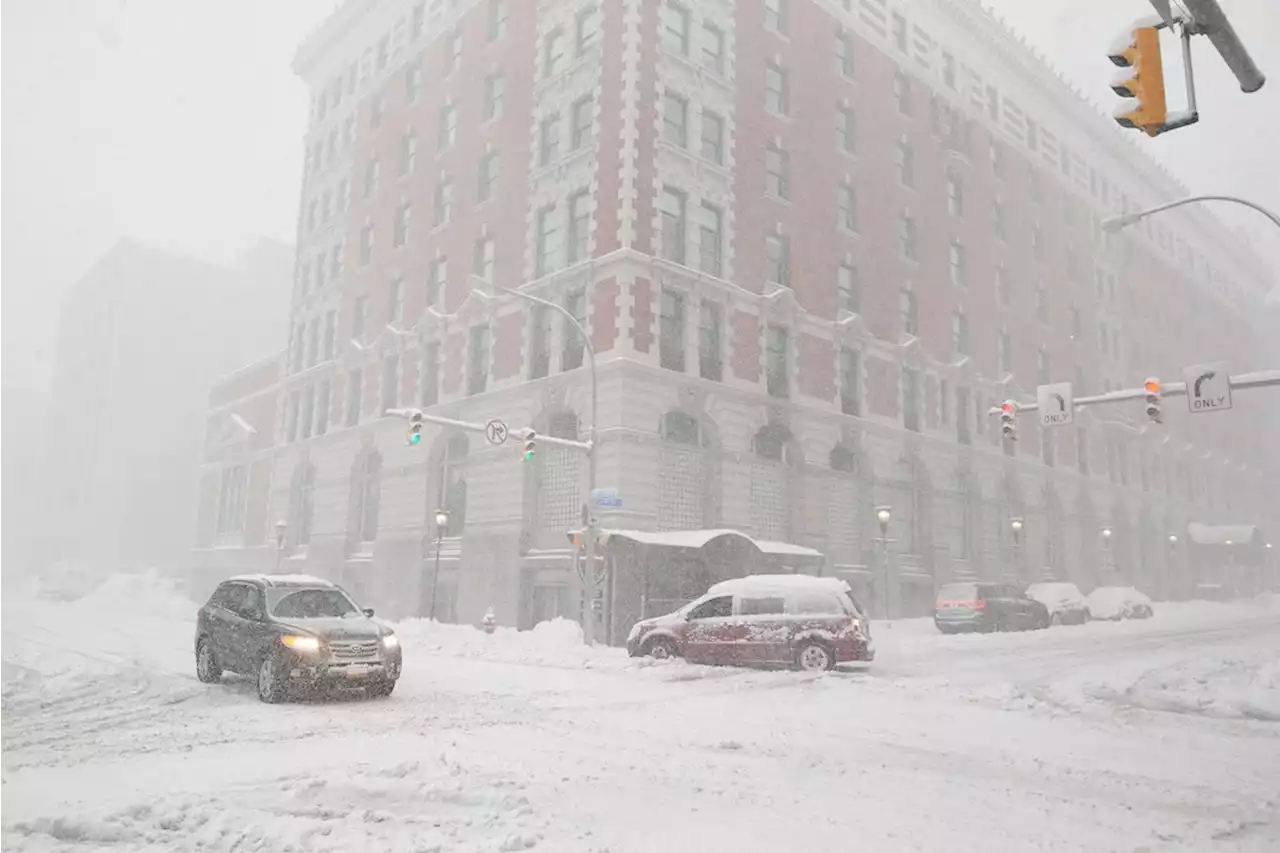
xmin=708 ymin=575 xmax=850 ymax=596
xmin=1187 ymin=523 xmax=1260 ymax=546
xmin=227 ymin=573 xmax=334 ymax=587
xmin=596 ymin=528 xmax=823 ymax=558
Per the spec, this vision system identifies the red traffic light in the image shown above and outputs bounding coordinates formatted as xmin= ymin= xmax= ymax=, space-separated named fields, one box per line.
xmin=1143 ymin=379 xmax=1161 ymax=395
xmin=1000 ymin=401 xmax=1016 ymax=415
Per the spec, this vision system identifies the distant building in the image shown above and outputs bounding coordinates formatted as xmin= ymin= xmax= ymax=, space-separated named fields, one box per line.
xmin=197 ymin=0 xmax=1275 ymax=637
xmin=39 ymin=239 xmax=292 ymax=572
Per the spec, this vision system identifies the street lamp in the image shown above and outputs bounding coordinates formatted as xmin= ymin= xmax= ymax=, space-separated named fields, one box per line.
xmin=1101 ymin=195 xmax=1280 ymax=235
xmin=274 ymin=519 xmax=287 ymax=572
xmin=1100 ymin=526 xmax=1114 ymax=577
xmin=429 ymin=508 xmax=449 ymax=621
xmin=874 ymin=505 xmax=893 ymax=623
xmin=470 ymin=277 xmax=601 ymax=643
xmin=1010 ymin=517 xmax=1024 ymax=582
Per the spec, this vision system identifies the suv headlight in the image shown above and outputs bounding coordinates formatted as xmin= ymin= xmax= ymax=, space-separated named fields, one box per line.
xmin=382 ymin=634 xmax=399 ymax=648
xmin=281 ymin=635 xmax=320 ymax=653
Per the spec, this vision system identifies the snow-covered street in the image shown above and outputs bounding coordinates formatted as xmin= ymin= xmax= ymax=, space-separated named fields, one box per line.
xmin=4 ymin=576 xmax=1279 ymax=853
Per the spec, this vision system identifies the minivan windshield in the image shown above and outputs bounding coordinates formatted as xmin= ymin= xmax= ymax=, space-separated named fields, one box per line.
xmin=269 ymin=588 xmax=360 ymax=619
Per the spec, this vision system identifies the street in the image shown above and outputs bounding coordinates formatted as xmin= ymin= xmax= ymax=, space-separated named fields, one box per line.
xmin=3 ymin=576 xmax=1279 ymax=853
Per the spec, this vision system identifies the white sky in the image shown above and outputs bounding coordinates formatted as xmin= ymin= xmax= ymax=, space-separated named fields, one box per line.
xmin=3 ymin=0 xmax=1277 ymax=392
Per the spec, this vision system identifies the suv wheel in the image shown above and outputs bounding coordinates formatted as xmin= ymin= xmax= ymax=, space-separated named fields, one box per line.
xmin=257 ymin=655 xmax=288 ymax=704
xmin=644 ymin=636 xmax=680 ymax=660
xmin=1050 ymin=612 xmax=1063 ymax=627
xmin=195 ymin=639 xmax=222 ymax=684
xmin=368 ymin=679 xmax=396 ymax=698
xmin=795 ymin=641 xmax=834 ymax=672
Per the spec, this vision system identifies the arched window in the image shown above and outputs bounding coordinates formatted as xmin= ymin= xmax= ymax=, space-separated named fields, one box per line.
xmin=660 ymin=410 xmax=701 ymax=445
xmin=751 ymin=423 xmax=796 ymax=541
xmin=829 ymin=444 xmax=856 ymax=472
xmin=753 ymin=423 xmax=794 ymax=463
xmin=436 ymin=433 xmax=468 ymax=536
xmin=659 ymin=410 xmax=710 ymax=530
xmin=355 ymin=450 xmax=382 ymax=543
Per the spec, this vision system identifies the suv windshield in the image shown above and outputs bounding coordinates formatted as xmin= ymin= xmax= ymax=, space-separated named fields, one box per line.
xmin=269 ymin=588 xmax=359 ymax=619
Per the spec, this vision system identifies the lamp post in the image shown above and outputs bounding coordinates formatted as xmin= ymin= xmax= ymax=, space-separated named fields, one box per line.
xmin=1100 ymin=527 xmax=1114 ymax=577
xmin=874 ymin=505 xmax=893 ymax=623
xmin=429 ymin=508 xmax=449 ymax=621
xmin=471 ymin=278 xmax=600 ymax=644
xmin=1010 ymin=517 xmax=1024 ymax=583
xmin=1167 ymin=533 xmax=1179 ymax=599
xmin=274 ymin=519 xmax=287 ymax=572
xmin=1101 ymin=195 xmax=1280 ymax=236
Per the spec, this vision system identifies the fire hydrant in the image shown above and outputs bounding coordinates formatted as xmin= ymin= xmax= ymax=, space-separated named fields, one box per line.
xmin=481 ymin=607 xmax=496 ymax=635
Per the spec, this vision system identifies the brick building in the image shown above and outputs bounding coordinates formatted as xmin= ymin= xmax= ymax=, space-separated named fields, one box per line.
xmin=193 ymin=0 xmax=1276 ymax=636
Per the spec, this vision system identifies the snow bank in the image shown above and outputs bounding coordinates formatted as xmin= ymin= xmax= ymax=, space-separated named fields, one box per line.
xmin=392 ymin=616 xmax=627 ymax=670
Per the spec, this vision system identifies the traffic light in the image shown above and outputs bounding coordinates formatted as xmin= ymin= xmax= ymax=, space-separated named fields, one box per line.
xmin=1000 ymin=401 xmax=1018 ymax=442
xmin=521 ymin=431 xmax=536 ymax=462
xmin=1144 ymin=378 xmax=1162 ymax=423
xmin=406 ymin=410 xmax=424 ymax=446
xmin=1109 ymin=24 xmax=1167 ymax=136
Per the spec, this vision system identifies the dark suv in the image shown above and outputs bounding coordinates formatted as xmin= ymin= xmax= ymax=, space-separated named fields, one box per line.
xmin=934 ymin=582 xmax=1050 ymax=633
xmin=195 ymin=574 xmax=402 ymax=703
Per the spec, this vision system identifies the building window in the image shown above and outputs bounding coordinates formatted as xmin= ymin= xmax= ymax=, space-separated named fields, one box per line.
xmin=345 ymin=368 xmax=363 ymax=427
xmin=472 ymin=236 xmax=495 ymax=281
xmin=838 ymin=264 xmax=858 ymax=314
xmin=996 ymin=265 xmax=1010 ymax=306
xmin=352 ymin=295 xmax=368 ymax=341
xmin=381 ymin=354 xmax=399 ymax=412
xmin=411 ymin=2 xmax=425 ymax=38
xmin=306 ymin=318 xmax=319 ymax=367
xmin=902 ymin=366 xmax=920 ymax=432
xmin=399 ymin=131 xmax=417 ymax=176
xmin=528 ymin=305 xmax=551 ymax=380
xmin=483 ymin=73 xmax=505 ymax=120
xmin=370 ymin=93 xmax=384 ymax=129
xmin=477 ymin=152 xmax=499 ymax=202
xmin=942 ymin=52 xmax=956 ymax=88
xmin=420 ymin=342 xmax=439 ymax=406
xmin=355 ymin=451 xmax=381 ymax=544
xmin=359 ymin=225 xmax=373 ymax=265
xmin=701 ymin=21 xmax=725 ymax=73
xmin=535 ymin=204 xmax=560 ymax=276
xmin=698 ymin=202 xmax=722 ymax=276
xmin=433 ymin=175 xmax=452 ymax=225
xmin=765 ymin=324 xmax=789 ymax=398
xmin=543 ymin=28 xmax=565 ymax=77
xmin=993 ymin=201 xmax=1007 ymax=241
xmin=900 ymin=288 xmax=918 ymax=336
xmin=701 ymin=109 xmax=724 ymax=164
xmin=1032 ymin=225 xmax=1044 ymax=260
xmin=840 ymin=346 xmax=860 ymax=416
xmin=662 ymin=1 xmax=691 ymax=56
xmin=766 ymin=0 xmax=789 ymax=33
xmin=567 ymin=190 xmax=590 ymax=264
xmin=1037 ymin=348 xmax=1051 ymax=384
xmin=836 ymin=106 xmax=855 ymax=153
xmin=837 ymin=32 xmax=854 ymax=77
xmin=999 ymin=330 xmax=1013 ymax=373
xmin=438 ymin=104 xmax=457 ymax=151
xmin=892 ymin=12 xmax=907 ymax=51
xmin=444 ymin=30 xmax=462 ymax=75
xmin=894 ymin=71 xmax=912 ymax=115
xmin=896 ymin=140 xmax=914 ymax=187
xmin=388 ymin=277 xmax=404 ymax=324
xmin=765 ymin=232 xmax=789 ymax=287
xmin=428 ymin=257 xmax=447 ymax=305
xmin=575 ymin=4 xmax=600 ymax=54
xmin=215 ymin=466 xmax=247 ymax=537
xmin=323 ymin=310 xmax=336 ymax=360
xmin=838 ymin=183 xmax=857 ymax=232
xmin=898 ymin=213 xmax=917 ymax=261
xmin=659 ymin=186 xmax=687 ymax=264
xmin=315 ymin=382 xmax=330 ymax=437
xmin=467 ymin=325 xmax=490 ymax=395
xmin=765 ymin=144 xmax=789 ymax=198
xmin=659 ymin=287 xmax=686 ymax=372
xmin=949 ymin=238 xmax=966 ymax=286
xmin=562 ymin=286 xmax=586 ymax=370
xmin=487 ymin=0 xmax=507 ymax=41
xmin=406 ymin=63 xmax=421 ymax=102
xmin=538 ymin=113 xmax=561 ymax=166
xmin=1035 ymin=285 xmax=1049 ymax=324
xmin=393 ymin=203 xmax=411 ymax=247
xmin=952 ymin=309 xmax=969 ymax=358
xmin=363 ymin=158 xmax=379 ymax=199
xmin=765 ymin=62 xmax=789 ymax=115
xmin=662 ymin=92 xmax=689 ymax=148
xmin=947 ymin=173 xmax=964 ymax=216
xmin=699 ymin=299 xmax=723 ymax=380
xmin=331 ymin=242 xmax=343 ymax=278
xmin=572 ymin=96 xmax=594 ymax=149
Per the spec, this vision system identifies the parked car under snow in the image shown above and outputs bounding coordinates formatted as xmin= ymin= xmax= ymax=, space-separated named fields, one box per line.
xmin=1085 ymin=586 xmax=1154 ymax=621
xmin=1027 ymin=582 xmax=1091 ymax=625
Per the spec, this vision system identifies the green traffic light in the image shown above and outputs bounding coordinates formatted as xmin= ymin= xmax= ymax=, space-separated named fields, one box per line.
xmin=408 ymin=432 xmax=421 ymax=445
xmin=522 ymin=449 xmax=534 ymax=461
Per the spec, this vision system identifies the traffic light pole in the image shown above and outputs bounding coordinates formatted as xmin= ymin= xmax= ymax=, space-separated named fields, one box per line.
xmin=986 ymin=369 xmax=1280 ymax=417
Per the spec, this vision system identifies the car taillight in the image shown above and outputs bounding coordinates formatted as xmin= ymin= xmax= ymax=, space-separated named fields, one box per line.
xmin=971 ymin=599 xmax=987 ymax=610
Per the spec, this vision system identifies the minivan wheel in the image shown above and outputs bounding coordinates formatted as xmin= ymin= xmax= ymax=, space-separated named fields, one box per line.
xmin=196 ymin=639 xmax=222 ymax=684
xmin=257 ymin=655 xmax=288 ymax=704
xmin=1051 ymin=612 xmax=1063 ymax=627
xmin=795 ymin=642 xmax=835 ymax=672
xmin=644 ymin=636 xmax=680 ymax=660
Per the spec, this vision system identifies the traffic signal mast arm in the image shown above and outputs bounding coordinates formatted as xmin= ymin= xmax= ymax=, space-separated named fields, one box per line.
xmin=384 ymin=408 xmax=593 ymax=452
xmin=985 ymin=369 xmax=1280 ymax=417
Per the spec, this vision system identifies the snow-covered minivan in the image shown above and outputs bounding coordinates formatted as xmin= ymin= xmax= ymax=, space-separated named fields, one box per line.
xmin=626 ymin=575 xmax=873 ymax=671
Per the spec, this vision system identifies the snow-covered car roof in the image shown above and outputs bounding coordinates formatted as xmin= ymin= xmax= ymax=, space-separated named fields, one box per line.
xmin=707 ymin=574 xmax=851 ymax=597
xmin=1086 ymin=586 xmax=1151 ymax=603
xmin=227 ymin=573 xmax=335 ymax=588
